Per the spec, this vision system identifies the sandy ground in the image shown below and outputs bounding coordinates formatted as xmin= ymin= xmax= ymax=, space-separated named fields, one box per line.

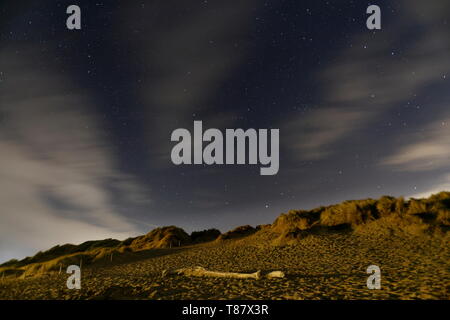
xmin=0 ymin=232 xmax=448 ymax=300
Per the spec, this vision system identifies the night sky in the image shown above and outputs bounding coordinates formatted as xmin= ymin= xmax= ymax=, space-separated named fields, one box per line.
xmin=1 ymin=0 xmax=449 ymax=262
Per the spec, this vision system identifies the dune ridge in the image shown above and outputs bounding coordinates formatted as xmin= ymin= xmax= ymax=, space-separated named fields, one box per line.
xmin=0 ymin=192 xmax=448 ymax=300
xmin=1 ymin=192 xmax=449 ymax=278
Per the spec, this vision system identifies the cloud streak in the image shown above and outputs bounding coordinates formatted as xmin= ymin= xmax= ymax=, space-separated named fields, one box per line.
xmin=0 ymin=47 xmax=150 ymax=262
xmin=121 ymin=1 xmax=256 ymax=165
xmin=381 ymin=119 xmax=450 ymax=171
xmin=408 ymin=174 xmax=450 ymax=199
xmin=280 ymin=0 xmax=450 ymax=161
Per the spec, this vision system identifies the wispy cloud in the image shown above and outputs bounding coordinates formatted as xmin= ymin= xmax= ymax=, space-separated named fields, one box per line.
xmin=381 ymin=120 xmax=450 ymax=171
xmin=121 ymin=1 xmax=256 ymax=165
xmin=282 ymin=107 xmax=367 ymax=160
xmin=0 ymin=48 xmax=150 ymax=262
xmin=280 ymin=0 xmax=450 ymax=161
xmin=408 ymin=174 xmax=450 ymax=199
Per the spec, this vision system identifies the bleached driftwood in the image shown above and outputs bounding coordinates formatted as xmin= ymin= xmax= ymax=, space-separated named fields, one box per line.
xmin=266 ymin=270 xmax=285 ymax=279
xmin=161 ymin=266 xmax=285 ymax=279
xmin=162 ymin=266 xmax=261 ymax=279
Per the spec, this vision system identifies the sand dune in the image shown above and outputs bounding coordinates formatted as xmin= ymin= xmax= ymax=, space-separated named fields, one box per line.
xmin=0 ymin=192 xmax=449 ymax=300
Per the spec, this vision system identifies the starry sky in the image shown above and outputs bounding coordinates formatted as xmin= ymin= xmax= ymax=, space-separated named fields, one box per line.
xmin=1 ymin=0 xmax=449 ymax=262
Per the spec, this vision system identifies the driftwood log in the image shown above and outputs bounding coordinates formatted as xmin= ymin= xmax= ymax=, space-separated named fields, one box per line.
xmin=265 ymin=271 xmax=285 ymax=279
xmin=161 ymin=266 xmax=285 ymax=279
